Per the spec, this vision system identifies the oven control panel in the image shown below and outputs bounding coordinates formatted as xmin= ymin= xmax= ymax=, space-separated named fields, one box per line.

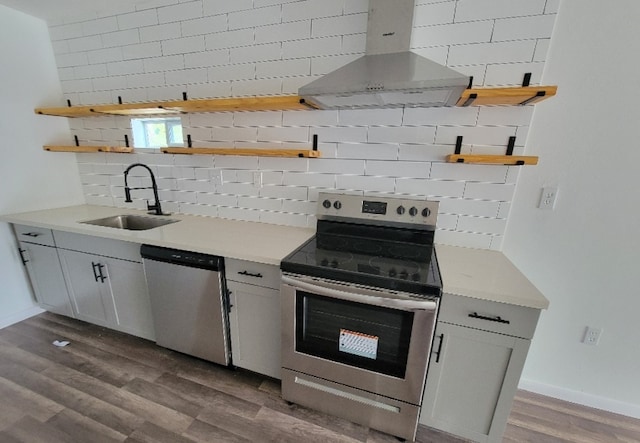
xmin=317 ymin=192 xmax=439 ymax=227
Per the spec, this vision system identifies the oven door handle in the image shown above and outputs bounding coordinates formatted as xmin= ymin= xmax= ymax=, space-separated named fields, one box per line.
xmin=282 ymin=275 xmax=437 ymax=312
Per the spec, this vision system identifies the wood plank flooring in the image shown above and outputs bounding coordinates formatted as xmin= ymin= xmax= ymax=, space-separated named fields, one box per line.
xmin=0 ymin=312 xmax=638 ymax=443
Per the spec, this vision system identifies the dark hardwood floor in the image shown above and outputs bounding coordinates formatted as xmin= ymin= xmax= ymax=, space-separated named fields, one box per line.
xmin=0 ymin=312 xmax=638 ymax=442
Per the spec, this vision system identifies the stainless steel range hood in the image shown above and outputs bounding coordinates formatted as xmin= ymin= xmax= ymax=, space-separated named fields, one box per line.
xmin=299 ymin=0 xmax=470 ymax=110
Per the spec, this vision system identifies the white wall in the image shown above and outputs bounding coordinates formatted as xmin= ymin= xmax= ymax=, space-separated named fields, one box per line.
xmin=505 ymin=0 xmax=640 ymax=417
xmin=45 ymin=0 xmax=558 ymax=250
xmin=0 ymin=5 xmax=84 ymax=328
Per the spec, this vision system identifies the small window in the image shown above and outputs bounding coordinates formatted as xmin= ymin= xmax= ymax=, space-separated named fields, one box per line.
xmin=131 ymin=117 xmax=184 ymax=149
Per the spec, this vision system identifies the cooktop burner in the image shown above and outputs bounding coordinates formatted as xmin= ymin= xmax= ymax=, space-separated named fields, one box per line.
xmin=281 ymin=193 xmax=443 ymax=297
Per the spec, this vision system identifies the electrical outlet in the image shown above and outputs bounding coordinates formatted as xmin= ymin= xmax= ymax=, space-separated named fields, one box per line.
xmin=583 ymin=326 xmax=602 ymax=345
xmin=538 ymin=186 xmax=558 ymax=210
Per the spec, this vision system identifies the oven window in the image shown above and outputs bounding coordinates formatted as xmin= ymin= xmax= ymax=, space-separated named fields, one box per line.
xmin=295 ymin=291 xmax=413 ymax=378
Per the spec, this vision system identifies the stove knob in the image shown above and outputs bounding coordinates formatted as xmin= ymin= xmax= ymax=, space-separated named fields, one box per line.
xmin=399 ymin=270 xmax=409 ymax=280
xmin=320 ymin=258 xmax=329 ymax=266
xmin=396 ymin=205 xmax=405 ymax=215
xmin=330 ymin=260 xmax=339 ymax=268
xmin=389 ymin=268 xmax=397 ymax=278
xmin=422 ymin=208 xmax=431 ymax=218
xmin=412 ymin=273 xmax=421 ymax=281
xmin=409 ymin=207 xmax=418 ymax=216
xmin=333 ymin=201 xmax=342 ymax=210
xmin=322 ymin=199 xmax=331 ymax=209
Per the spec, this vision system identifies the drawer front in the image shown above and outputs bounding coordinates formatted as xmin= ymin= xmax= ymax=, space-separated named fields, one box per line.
xmin=439 ymin=293 xmax=540 ymax=339
xmin=13 ymin=224 xmax=56 ymax=247
xmin=225 ymin=258 xmax=280 ymax=289
xmin=54 ymin=230 xmax=141 ymax=263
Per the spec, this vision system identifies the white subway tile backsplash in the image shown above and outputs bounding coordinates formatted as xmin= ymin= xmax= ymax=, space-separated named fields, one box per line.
xmin=184 ymin=50 xmax=229 ymax=68
xmin=412 ymin=21 xmax=494 ymax=48
xmin=283 ymin=37 xmax=342 ymax=59
xmin=283 ymin=172 xmax=335 ymax=188
xmin=139 ymin=23 xmax=182 ymax=43
xmin=123 ymin=42 xmax=162 ymax=60
xmin=229 ymin=6 xmax=281 ymax=31
xmin=197 ymin=193 xmax=238 ymax=206
xmin=166 ymin=67 xmax=208 ymax=84
xmin=234 ymin=111 xmax=282 ymax=127
xmin=366 ymin=161 xmax=430 ymax=179
xmin=208 ymin=64 xmax=255 ymax=82
xmin=493 ymin=14 xmax=556 ymax=42
xmin=117 ymin=9 xmax=159 ymax=30
xmin=477 ymin=106 xmax=533 ymax=127
xmin=435 ymin=230 xmax=492 ymax=249
xmin=259 ymin=157 xmax=308 ymax=172
xmin=533 ymin=39 xmax=551 ymax=62
xmin=435 ymin=126 xmax=517 ymax=146
xmin=49 ymin=22 xmax=85 ymax=41
xmin=187 ymin=81 xmax=232 ymax=98
xmin=414 ymin=2 xmax=456 ymax=27
xmin=336 ymin=175 xmax=396 ymax=193
xmin=464 ymin=182 xmax=515 ymax=201
xmin=403 ymin=107 xmax=478 ymax=127
xmin=341 ymin=34 xmax=366 ymax=54
xmin=102 ymin=29 xmax=140 ymax=48
xmin=310 ymin=54 xmax=360 ymax=75
xmin=430 ymin=163 xmax=508 ymax=183
xmin=231 ymin=77 xmax=283 ymax=96
xmin=215 ymin=155 xmax=259 ymax=169
xmin=260 ymin=185 xmax=308 ymax=200
xmin=448 ymin=40 xmax=537 ymax=66
xmin=309 ymin=159 xmax=365 ymax=174
xmin=107 ymin=59 xmax=145 ymax=76
xmin=205 ymin=29 xmax=255 ymax=51
xmin=455 ymin=0 xmax=546 ymax=22
xmin=56 ymin=52 xmax=90 ymax=68
xmin=88 ymin=47 xmax=124 ymax=64
xmin=484 ymin=62 xmax=544 ymax=86
xmin=158 ymin=1 xmax=203 ymax=24
xmin=219 ymin=182 xmax=260 ymax=197
xmin=283 ymin=110 xmax=337 ymax=127
xmin=315 ymin=127 xmax=368 ymax=143
xmin=437 ymin=198 xmax=500 ymax=218
xmin=231 ymin=43 xmax=282 ymax=64
xmin=144 ymin=55 xmax=185 ymax=72
xmin=67 ymin=35 xmax=103 ymax=52
xmin=163 ymin=37 xmax=206 ymax=57
xmin=180 ymin=203 xmax=219 ymax=217
xmin=312 ymin=14 xmax=367 ymax=38
xmin=457 ymin=216 xmax=506 ymax=235
xmin=203 ymin=0 xmax=253 ymax=16
xmin=283 ymin=0 xmax=345 ymax=22
xmin=256 ymin=58 xmax=310 ymax=78
xmin=238 ymin=196 xmax=283 ymax=211
xmin=396 ymin=178 xmax=465 ymax=198
xmin=339 ymin=109 xmax=404 ymax=127
xmin=258 ymin=127 xmax=309 ymax=142
xmin=181 ymin=15 xmax=227 ymax=37
xmin=368 ymin=126 xmax=437 ymax=145
xmin=337 ymin=143 xmax=398 ymax=160
xmin=256 ymin=21 xmax=312 ymax=45
xmin=260 ymin=211 xmax=308 ymax=227
xmin=178 ymin=179 xmax=214 ymax=193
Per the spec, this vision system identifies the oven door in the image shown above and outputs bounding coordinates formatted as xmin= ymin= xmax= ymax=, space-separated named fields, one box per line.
xmin=281 ymin=273 xmax=438 ymax=405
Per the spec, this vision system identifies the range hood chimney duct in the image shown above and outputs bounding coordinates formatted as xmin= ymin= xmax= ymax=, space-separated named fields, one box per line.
xmin=299 ymin=0 xmax=470 ymax=109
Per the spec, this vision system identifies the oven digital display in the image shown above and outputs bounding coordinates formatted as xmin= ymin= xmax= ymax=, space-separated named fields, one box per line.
xmin=362 ymin=200 xmax=387 ymax=215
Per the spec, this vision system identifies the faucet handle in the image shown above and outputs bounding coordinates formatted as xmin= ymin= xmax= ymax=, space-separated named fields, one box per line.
xmin=124 ymin=187 xmax=132 ymax=203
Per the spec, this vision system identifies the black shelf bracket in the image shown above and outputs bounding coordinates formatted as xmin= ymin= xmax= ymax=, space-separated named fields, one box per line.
xmin=187 ymin=134 xmax=192 ymax=148
xmin=74 ymin=135 xmax=79 ymax=147
xmin=522 ymin=72 xmax=532 ymax=87
xmin=461 ymin=93 xmax=478 ymax=107
xmin=183 ymin=91 xmax=188 ymax=101
xmin=67 ymin=99 xmax=72 ymax=107
xmin=519 ymin=90 xmax=546 ymax=106
xmin=124 ymin=134 xmax=129 ymax=147
xmin=455 ymin=136 xmax=464 ymax=162
xmin=505 ymin=136 xmax=516 ymax=156
xmin=467 ymin=76 xmax=474 ymax=89
xmin=118 ymin=96 xmax=123 ymax=105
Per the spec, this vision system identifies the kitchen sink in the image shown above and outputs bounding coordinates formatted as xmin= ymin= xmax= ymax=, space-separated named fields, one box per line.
xmin=80 ymin=214 xmax=179 ymax=231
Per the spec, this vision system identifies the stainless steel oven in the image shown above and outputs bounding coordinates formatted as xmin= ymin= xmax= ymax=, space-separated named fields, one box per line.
xmin=280 ymin=193 xmax=442 ymax=441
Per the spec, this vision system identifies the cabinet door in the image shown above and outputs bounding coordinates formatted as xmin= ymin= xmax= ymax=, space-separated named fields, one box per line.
xmin=420 ymin=322 xmax=530 ymax=443
xmin=59 ymin=249 xmax=116 ymax=327
xmin=105 ymin=257 xmax=155 ymax=341
xmin=228 ymin=280 xmax=281 ymax=379
xmin=19 ymin=242 xmax=73 ymax=317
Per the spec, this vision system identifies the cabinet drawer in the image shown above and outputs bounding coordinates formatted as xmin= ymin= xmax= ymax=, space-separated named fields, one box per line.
xmin=439 ymin=294 xmax=540 ymax=339
xmin=13 ymin=224 xmax=56 ymax=247
xmin=226 ymin=258 xmax=280 ymax=289
xmin=54 ymin=230 xmax=141 ymax=263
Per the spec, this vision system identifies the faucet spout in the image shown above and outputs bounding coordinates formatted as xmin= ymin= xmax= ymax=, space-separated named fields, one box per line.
xmin=123 ymin=163 xmax=167 ymax=216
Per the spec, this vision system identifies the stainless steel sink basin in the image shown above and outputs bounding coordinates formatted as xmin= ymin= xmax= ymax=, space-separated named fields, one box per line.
xmin=80 ymin=214 xmax=179 ymax=231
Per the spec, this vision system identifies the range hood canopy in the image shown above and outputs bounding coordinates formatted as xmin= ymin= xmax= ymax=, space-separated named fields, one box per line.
xmin=299 ymin=0 xmax=470 ymax=110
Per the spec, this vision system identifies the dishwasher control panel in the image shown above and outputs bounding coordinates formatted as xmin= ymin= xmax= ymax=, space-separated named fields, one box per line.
xmin=140 ymin=244 xmax=223 ymax=271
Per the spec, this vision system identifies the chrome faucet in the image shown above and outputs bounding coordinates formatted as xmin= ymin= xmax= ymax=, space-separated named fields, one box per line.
xmin=123 ymin=163 xmax=167 ymax=215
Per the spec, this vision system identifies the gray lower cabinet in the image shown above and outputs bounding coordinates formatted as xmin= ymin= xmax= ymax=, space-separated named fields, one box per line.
xmin=420 ymin=294 xmax=540 ymax=443
xmin=13 ymin=224 xmax=74 ymax=317
xmin=226 ymin=258 xmax=281 ymax=379
xmin=56 ymin=232 xmax=155 ymax=341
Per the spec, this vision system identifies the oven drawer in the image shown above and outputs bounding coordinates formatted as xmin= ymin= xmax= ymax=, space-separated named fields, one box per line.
xmin=439 ymin=294 xmax=540 ymax=339
xmin=225 ymin=258 xmax=280 ymax=289
xmin=13 ymin=224 xmax=56 ymax=247
xmin=282 ymin=368 xmax=420 ymax=442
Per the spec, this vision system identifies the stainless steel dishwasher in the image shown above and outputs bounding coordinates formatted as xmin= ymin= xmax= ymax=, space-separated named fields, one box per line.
xmin=140 ymin=244 xmax=230 ymax=366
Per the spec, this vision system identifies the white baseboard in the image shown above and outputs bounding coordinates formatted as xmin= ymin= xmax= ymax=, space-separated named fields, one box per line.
xmin=0 ymin=305 xmax=45 ymax=329
xmin=519 ymin=378 xmax=640 ymax=419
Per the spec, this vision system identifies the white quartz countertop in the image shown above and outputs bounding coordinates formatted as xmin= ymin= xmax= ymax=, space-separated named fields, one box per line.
xmin=2 ymin=205 xmax=315 ymax=266
xmin=436 ymin=244 xmax=549 ymax=309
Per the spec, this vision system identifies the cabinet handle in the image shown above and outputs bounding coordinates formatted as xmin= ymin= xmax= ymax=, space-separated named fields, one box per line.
xmin=18 ymin=248 xmax=29 ymax=265
xmin=22 ymin=232 xmax=42 ymax=238
xmin=468 ymin=312 xmax=510 ymax=324
xmin=97 ymin=263 xmax=107 ymax=283
xmin=238 ymin=270 xmax=263 ymax=278
xmin=433 ymin=333 xmax=444 ymax=363
xmin=92 ymin=262 xmax=101 ymax=282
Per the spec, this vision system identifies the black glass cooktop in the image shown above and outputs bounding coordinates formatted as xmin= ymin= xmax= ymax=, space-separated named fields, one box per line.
xmin=281 ymin=221 xmax=442 ymax=297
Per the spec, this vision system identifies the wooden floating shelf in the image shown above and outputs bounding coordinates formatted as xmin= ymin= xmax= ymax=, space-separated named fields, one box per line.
xmin=446 ymin=154 xmax=538 ymax=166
xmin=43 ymin=145 xmax=133 ymax=153
xmin=161 ymin=147 xmax=320 ymax=158
xmin=35 ymin=95 xmax=312 ymax=118
xmin=456 ymin=86 xmax=557 ymax=107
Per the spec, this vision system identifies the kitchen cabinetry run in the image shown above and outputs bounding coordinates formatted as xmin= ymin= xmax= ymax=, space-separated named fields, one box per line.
xmin=226 ymin=258 xmax=282 ymax=379
xmin=55 ymin=231 xmax=155 ymax=341
xmin=420 ymin=294 xmax=541 ymax=443
xmin=13 ymin=225 xmax=74 ymax=317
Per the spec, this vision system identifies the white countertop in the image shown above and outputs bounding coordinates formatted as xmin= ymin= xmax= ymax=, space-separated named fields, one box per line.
xmin=1 ymin=205 xmax=315 ymax=266
xmin=2 ymin=205 xmax=549 ymax=309
xmin=436 ymin=244 xmax=549 ymax=309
